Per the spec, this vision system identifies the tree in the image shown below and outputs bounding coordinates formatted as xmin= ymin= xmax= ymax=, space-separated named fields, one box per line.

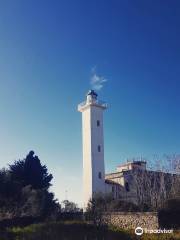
xmin=85 ymin=193 xmax=114 ymax=226
xmin=61 ymin=200 xmax=79 ymax=213
xmin=159 ymin=198 xmax=180 ymax=229
xmin=149 ymin=154 xmax=180 ymax=200
xmin=0 ymin=151 xmax=60 ymax=220
xmin=9 ymin=151 xmax=53 ymax=189
xmin=20 ymin=185 xmax=60 ymax=219
xmin=108 ymin=199 xmax=142 ymax=212
xmin=0 ymin=168 xmax=22 ymax=214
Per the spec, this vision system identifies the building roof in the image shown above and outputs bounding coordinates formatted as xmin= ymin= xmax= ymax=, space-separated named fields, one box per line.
xmin=105 ymin=179 xmax=120 ymax=185
xmin=117 ymin=160 xmax=146 ymax=168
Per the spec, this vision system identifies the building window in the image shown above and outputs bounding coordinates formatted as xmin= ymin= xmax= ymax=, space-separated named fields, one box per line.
xmin=97 ymin=120 xmax=100 ymax=126
xmin=98 ymin=145 xmax=101 ymax=152
xmin=125 ymin=182 xmax=130 ymax=192
xmin=98 ymin=172 xmax=102 ymax=179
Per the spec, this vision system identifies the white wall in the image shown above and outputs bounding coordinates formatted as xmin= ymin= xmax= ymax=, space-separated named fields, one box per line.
xmin=81 ymin=104 xmax=106 ymax=209
xmin=82 ymin=107 xmax=92 ymax=209
xmin=91 ymin=106 xmax=105 ymax=194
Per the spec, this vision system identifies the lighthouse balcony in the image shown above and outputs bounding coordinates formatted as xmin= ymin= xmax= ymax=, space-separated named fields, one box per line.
xmin=78 ymin=100 xmax=107 ymax=111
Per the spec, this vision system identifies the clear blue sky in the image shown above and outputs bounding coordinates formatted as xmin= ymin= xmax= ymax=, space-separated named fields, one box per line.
xmin=0 ymin=0 xmax=180 ymax=206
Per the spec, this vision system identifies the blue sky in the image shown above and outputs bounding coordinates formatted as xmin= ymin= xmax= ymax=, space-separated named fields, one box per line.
xmin=0 ymin=0 xmax=180 ymax=206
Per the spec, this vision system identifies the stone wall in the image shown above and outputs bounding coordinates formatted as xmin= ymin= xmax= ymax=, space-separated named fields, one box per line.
xmin=103 ymin=212 xmax=159 ymax=230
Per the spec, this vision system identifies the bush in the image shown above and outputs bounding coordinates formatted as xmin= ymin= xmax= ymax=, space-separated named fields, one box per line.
xmin=158 ymin=198 xmax=180 ymax=229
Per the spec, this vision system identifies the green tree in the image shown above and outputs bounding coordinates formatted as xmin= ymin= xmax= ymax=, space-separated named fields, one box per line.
xmin=20 ymin=185 xmax=60 ymax=219
xmin=85 ymin=193 xmax=113 ymax=226
xmin=9 ymin=151 xmax=53 ymax=189
xmin=0 ymin=168 xmax=22 ymax=213
xmin=0 ymin=151 xmax=60 ymax=220
xmin=61 ymin=200 xmax=79 ymax=213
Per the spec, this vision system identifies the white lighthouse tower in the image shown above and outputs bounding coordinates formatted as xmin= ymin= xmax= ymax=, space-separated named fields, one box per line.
xmin=78 ymin=90 xmax=107 ymax=210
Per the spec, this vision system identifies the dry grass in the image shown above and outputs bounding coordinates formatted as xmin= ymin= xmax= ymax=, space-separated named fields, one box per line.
xmin=5 ymin=222 xmax=180 ymax=240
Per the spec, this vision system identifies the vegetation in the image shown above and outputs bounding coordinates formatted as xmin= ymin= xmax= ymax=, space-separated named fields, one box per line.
xmin=0 ymin=221 xmax=179 ymax=240
xmin=61 ymin=200 xmax=81 ymax=212
xmin=159 ymin=198 xmax=180 ymax=229
xmin=0 ymin=152 xmax=179 ymax=239
xmin=124 ymin=155 xmax=180 ymax=211
xmin=0 ymin=151 xmax=60 ymax=220
xmin=85 ymin=193 xmax=143 ymax=226
xmin=0 ymin=221 xmax=131 ymax=240
xmin=86 ymin=193 xmax=180 ymax=229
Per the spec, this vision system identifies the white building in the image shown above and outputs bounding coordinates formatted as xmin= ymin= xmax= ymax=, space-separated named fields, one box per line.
xmin=78 ymin=90 xmax=180 ymax=211
xmin=78 ymin=90 xmax=107 ymax=209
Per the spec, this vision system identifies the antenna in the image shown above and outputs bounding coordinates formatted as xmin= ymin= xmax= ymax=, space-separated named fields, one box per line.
xmin=65 ymin=190 xmax=68 ymax=200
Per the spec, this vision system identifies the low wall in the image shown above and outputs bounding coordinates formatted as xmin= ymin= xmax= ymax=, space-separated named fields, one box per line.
xmin=103 ymin=212 xmax=159 ymax=230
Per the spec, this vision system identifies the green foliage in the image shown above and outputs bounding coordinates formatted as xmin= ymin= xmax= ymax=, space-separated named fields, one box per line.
xmin=7 ymin=221 xmax=132 ymax=240
xmin=108 ymin=199 xmax=142 ymax=212
xmin=165 ymin=198 xmax=180 ymax=211
xmin=85 ymin=193 xmax=113 ymax=226
xmin=9 ymin=151 xmax=53 ymax=189
xmin=85 ymin=193 xmax=144 ymax=226
xmin=85 ymin=193 xmax=155 ymax=229
xmin=158 ymin=198 xmax=180 ymax=229
xmin=61 ymin=200 xmax=80 ymax=213
xmin=4 ymin=222 xmax=180 ymax=240
xmin=0 ymin=151 xmax=60 ymax=220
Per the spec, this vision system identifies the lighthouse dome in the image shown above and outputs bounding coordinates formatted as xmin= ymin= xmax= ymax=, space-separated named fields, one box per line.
xmin=87 ymin=89 xmax=98 ymax=97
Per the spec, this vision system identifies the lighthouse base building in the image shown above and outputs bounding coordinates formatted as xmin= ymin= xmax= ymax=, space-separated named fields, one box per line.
xmin=78 ymin=90 xmax=180 ymax=211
